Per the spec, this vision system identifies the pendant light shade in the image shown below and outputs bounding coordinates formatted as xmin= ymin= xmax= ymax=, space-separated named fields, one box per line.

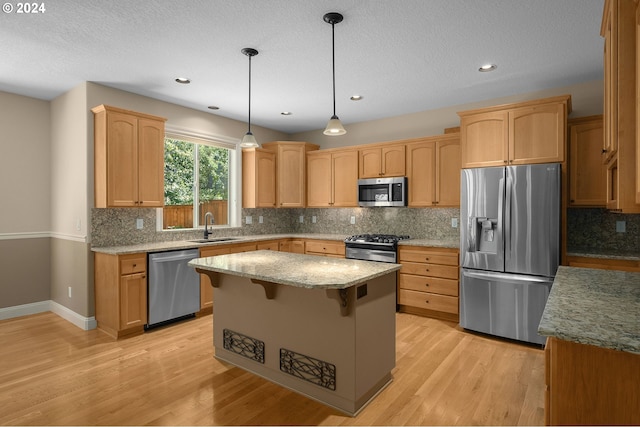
xmin=323 ymin=12 xmax=347 ymax=136
xmin=240 ymin=47 xmax=259 ymax=148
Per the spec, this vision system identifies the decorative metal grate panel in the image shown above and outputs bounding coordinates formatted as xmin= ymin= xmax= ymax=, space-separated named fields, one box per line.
xmin=279 ymin=348 xmax=336 ymax=391
xmin=222 ymin=329 xmax=265 ymax=364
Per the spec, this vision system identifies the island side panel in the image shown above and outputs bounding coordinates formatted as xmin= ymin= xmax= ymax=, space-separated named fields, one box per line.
xmin=211 ymin=271 xmax=396 ymax=415
xmin=354 ymin=274 xmax=396 ymax=406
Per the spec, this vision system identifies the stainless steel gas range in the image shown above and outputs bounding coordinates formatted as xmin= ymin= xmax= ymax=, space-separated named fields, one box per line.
xmin=344 ymin=234 xmax=410 ymax=263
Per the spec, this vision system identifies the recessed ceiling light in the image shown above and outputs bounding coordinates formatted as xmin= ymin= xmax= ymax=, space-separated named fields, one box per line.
xmin=350 ymin=95 xmax=363 ymax=101
xmin=478 ymin=64 xmax=497 ymax=72
xmin=207 ymin=106 xmax=219 ymax=110
xmin=175 ymin=77 xmax=191 ymax=84
xmin=281 ymin=111 xmax=292 ymax=116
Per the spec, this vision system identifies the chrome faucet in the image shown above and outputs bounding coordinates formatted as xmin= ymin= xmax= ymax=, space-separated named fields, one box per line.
xmin=203 ymin=212 xmax=214 ymax=239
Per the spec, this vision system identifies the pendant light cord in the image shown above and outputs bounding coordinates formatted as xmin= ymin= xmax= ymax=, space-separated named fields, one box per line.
xmin=248 ymin=54 xmax=252 ymax=133
xmin=331 ymin=21 xmax=336 ymax=117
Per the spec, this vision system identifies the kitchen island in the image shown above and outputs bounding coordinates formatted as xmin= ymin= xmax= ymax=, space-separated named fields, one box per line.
xmin=188 ymin=250 xmax=401 ymax=416
xmin=538 ymin=266 xmax=640 ymax=425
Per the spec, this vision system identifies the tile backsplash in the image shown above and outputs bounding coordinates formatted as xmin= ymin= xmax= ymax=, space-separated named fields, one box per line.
xmin=91 ymin=207 xmax=460 ymax=247
xmin=91 ymin=206 xmax=639 ymax=254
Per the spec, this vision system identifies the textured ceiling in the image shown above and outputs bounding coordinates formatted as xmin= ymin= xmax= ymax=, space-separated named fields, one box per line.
xmin=0 ymin=0 xmax=604 ymax=134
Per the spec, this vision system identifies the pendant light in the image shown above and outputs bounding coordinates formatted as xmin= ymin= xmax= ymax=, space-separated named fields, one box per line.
xmin=240 ymin=47 xmax=259 ymax=148
xmin=323 ymin=12 xmax=347 ymax=136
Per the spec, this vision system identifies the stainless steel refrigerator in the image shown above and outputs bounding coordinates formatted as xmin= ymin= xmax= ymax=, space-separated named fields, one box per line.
xmin=459 ymin=163 xmax=560 ymax=345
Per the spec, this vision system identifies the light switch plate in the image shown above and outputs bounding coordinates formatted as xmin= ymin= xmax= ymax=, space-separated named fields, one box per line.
xmin=616 ymin=221 xmax=626 ymax=233
xmin=299 ymin=215 xmax=304 ymax=223
xmin=246 ymin=216 xmax=252 ymax=224
xmin=312 ymin=216 xmax=317 ymax=223
xmin=259 ymin=215 xmax=263 ymax=224
xmin=136 ymin=218 xmax=144 ymax=229
xmin=350 ymin=216 xmax=356 ymax=224
xmin=451 ymin=218 xmax=458 ymax=228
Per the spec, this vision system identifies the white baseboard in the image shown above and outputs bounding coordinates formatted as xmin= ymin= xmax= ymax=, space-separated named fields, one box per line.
xmin=0 ymin=300 xmax=97 ymax=331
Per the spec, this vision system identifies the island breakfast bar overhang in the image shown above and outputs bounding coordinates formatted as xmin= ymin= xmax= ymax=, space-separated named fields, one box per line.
xmin=189 ymin=250 xmax=401 ymax=416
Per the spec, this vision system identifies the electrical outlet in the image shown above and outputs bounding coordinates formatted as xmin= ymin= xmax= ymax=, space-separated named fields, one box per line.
xmin=68 ymin=286 xmax=72 ymax=298
xmin=312 ymin=216 xmax=317 ymax=223
xmin=616 ymin=221 xmax=626 ymax=233
xmin=350 ymin=216 xmax=356 ymax=224
xmin=451 ymin=218 xmax=458 ymax=228
xmin=259 ymin=216 xmax=263 ymax=224
xmin=299 ymin=215 xmax=304 ymax=223
xmin=246 ymin=216 xmax=252 ymax=224
xmin=136 ymin=218 xmax=144 ymax=229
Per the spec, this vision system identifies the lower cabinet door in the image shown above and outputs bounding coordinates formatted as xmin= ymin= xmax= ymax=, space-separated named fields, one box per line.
xmin=120 ymin=272 xmax=147 ymax=329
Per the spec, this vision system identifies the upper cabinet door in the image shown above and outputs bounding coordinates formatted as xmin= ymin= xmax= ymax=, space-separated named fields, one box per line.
xmin=460 ymin=111 xmax=509 ymax=168
xmin=106 ymin=112 xmax=138 ymax=207
xmin=137 ymin=118 xmax=165 ymax=207
xmin=569 ymin=117 xmax=606 ymax=207
xmin=359 ymin=147 xmax=383 ymax=178
xmin=307 ymin=152 xmax=332 ymax=207
xmin=435 ymin=138 xmax=461 ymax=207
xmin=381 ymin=145 xmax=406 ymax=177
xmin=509 ymin=102 xmax=565 ymax=165
xmin=406 ymin=140 xmax=436 ymax=207
xmin=331 ymin=149 xmax=358 ymax=207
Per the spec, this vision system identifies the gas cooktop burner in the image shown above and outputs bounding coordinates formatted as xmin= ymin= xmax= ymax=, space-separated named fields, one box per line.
xmin=344 ymin=234 xmax=410 ymax=244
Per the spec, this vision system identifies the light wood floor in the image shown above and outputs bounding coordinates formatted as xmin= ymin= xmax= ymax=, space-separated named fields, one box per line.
xmin=0 ymin=311 xmax=545 ymax=426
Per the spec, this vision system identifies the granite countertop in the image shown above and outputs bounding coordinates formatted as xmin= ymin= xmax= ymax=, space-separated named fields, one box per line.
xmin=91 ymin=233 xmax=460 ymax=255
xmin=538 ymin=265 xmax=640 ymax=354
xmin=189 ymin=250 xmax=401 ymax=290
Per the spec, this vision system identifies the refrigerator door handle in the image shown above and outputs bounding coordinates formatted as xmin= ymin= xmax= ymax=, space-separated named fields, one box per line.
xmin=497 ymin=176 xmax=504 ymax=243
xmin=505 ymin=174 xmax=513 ymax=254
xmin=462 ymin=269 xmax=552 ymax=283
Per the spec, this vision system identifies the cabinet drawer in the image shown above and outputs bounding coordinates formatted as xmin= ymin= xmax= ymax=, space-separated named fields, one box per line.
xmin=399 ymin=273 xmax=458 ymax=297
xmin=120 ymin=255 xmax=146 ymax=275
xmin=305 ymin=240 xmax=345 ymax=256
xmin=398 ymin=249 xmax=458 ymax=265
xmin=257 ymin=240 xmax=280 ymax=251
xmin=398 ymin=289 xmax=458 ymax=314
xmin=400 ymin=262 xmax=458 ymax=279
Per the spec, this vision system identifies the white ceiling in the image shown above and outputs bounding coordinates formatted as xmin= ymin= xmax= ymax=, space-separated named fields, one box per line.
xmin=0 ymin=0 xmax=604 ymax=134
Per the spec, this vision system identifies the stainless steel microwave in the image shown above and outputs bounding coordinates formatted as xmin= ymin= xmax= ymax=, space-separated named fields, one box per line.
xmin=358 ymin=177 xmax=407 ymax=207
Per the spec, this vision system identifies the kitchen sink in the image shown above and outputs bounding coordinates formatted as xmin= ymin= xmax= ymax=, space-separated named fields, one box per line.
xmin=188 ymin=237 xmax=240 ymax=243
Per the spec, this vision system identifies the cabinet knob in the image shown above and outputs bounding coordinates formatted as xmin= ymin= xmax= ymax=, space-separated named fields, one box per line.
xmin=425 ymin=257 xmax=430 ymax=261
xmin=425 ymin=283 xmax=430 ymax=287
xmin=425 ymin=300 xmax=430 ymax=304
xmin=570 ymin=199 xmax=575 ymax=203
xmin=504 ymin=160 xmax=508 ymax=164
xmin=133 ymin=263 xmax=137 ymax=267
xmin=142 ymin=275 xmax=146 ymax=279
xmin=425 ymin=268 xmax=429 ymax=272
xmin=602 ymin=149 xmax=607 ymax=154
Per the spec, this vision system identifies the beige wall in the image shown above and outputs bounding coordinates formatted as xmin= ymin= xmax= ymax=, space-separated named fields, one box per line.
xmin=0 ymin=91 xmax=51 ymax=310
xmin=292 ymin=79 xmax=604 ymax=149
xmin=0 ymin=91 xmax=51 ymax=233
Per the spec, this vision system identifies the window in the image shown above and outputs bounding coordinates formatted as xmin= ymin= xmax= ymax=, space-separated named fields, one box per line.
xmin=162 ymin=130 xmax=238 ymax=230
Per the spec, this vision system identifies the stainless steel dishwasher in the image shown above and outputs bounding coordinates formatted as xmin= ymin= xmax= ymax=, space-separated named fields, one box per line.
xmin=147 ymin=249 xmax=200 ymax=328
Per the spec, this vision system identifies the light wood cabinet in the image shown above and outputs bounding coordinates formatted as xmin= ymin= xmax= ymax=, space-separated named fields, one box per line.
xmin=242 ymin=148 xmax=276 ymax=208
xmin=304 ymin=239 xmax=345 ymax=258
xmin=568 ymin=116 xmax=606 ymax=207
xmin=397 ymin=246 xmax=459 ymax=322
xmin=256 ymin=240 xmax=280 ymax=251
xmin=406 ymin=134 xmax=461 ymax=207
xmin=262 ymin=141 xmax=319 ymax=208
xmin=279 ymin=239 xmax=305 ymax=253
xmin=94 ymin=252 xmax=147 ymax=338
xmin=92 ymin=105 xmax=167 ymax=208
xmin=359 ymin=144 xmax=406 ymax=178
xmin=307 ymin=148 xmax=358 ymax=207
xmin=458 ymin=95 xmax=571 ymax=168
xmin=545 ymin=337 xmax=640 ymax=425
xmin=601 ymin=0 xmax=639 ymax=212
xmin=566 ymin=255 xmax=640 ymax=272
xmin=637 ymin=0 xmax=640 ymax=204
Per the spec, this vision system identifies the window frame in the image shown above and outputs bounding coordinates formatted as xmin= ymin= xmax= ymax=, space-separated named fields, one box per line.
xmin=158 ymin=125 xmax=241 ymax=231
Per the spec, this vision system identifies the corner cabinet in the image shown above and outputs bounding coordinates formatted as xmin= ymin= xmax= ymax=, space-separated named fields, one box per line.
xmin=242 ymin=148 xmax=276 ymax=208
xmin=568 ymin=116 xmax=606 ymax=207
xmin=307 ymin=148 xmax=358 ymax=207
xmin=262 ymin=141 xmax=319 ymax=208
xmin=406 ymin=134 xmax=461 ymax=207
xmin=94 ymin=252 xmax=148 ymax=338
xmin=601 ymin=0 xmax=639 ymax=212
xmin=458 ymin=95 xmax=571 ymax=168
xmin=92 ymin=105 xmax=167 ymax=208
xmin=358 ymin=144 xmax=406 ymax=178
